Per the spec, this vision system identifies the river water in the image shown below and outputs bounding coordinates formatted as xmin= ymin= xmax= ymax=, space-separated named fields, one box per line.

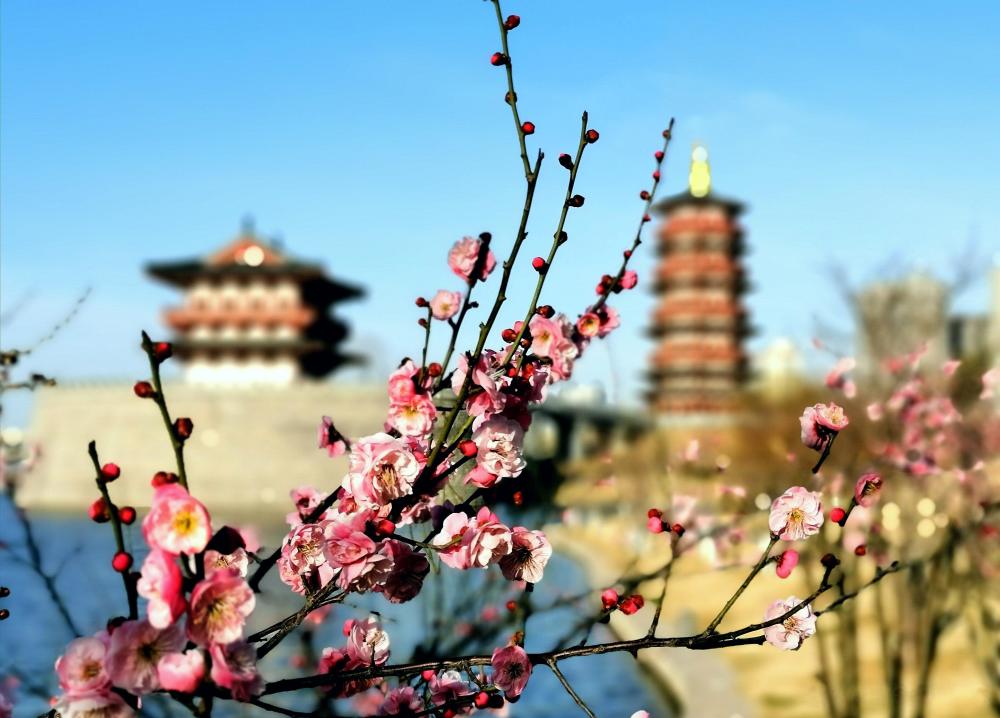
xmin=0 ymin=508 xmax=672 ymax=718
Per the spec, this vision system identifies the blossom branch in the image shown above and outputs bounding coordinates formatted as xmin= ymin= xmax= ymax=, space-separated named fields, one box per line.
xmin=503 ymin=111 xmax=593 ymax=366
xmin=139 ymin=331 xmax=189 ymax=490
xmin=547 ymin=658 xmax=597 ymax=718
xmin=87 ymin=440 xmax=139 ymax=619
xmin=703 ymin=534 xmax=779 ymax=634
xmin=590 ymin=118 xmax=674 ymax=313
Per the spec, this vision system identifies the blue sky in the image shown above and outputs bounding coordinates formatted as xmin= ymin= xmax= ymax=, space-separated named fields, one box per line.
xmin=2 ymin=1 xmax=998 ymax=421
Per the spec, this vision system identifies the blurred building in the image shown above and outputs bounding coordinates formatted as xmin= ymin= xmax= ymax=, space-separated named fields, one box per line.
xmin=147 ymin=219 xmax=363 ymax=385
xmin=21 ymin=220 xmax=380 ymax=512
xmin=646 ymin=145 xmax=751 ymax=420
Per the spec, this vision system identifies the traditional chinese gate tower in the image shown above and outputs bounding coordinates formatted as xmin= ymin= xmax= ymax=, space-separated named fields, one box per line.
xmin=147 ymin=219 xmax=363 ymax=386
xmin=647 ymin=146 xmax=750 ymax=417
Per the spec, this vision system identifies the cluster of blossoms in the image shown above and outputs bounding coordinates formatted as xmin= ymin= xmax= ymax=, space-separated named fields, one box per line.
xmin=56 ymin=476 xmax=264 ymax=715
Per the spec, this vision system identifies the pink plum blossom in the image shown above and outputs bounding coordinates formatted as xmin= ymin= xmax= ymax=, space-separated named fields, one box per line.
xmin=825 ymin=357 xmax=857 ymax=398
xmin=279 ymin=522 xmax=336 ymax=594
xmin=209 ymin=641 xmax=263 ymax=702
xmin=431 ymin=511 xmax=477 ymax=570
xmin=142 ymin=483 xmax=212 ymax=556
xmin=491 ymin=644 xmax=532 ymax=698
xmin=55 ymin=636 xmax=111 ymax=698
xmin=378 ymin=686 xmax=423 ymax=715
xmin=799 ymin=402 xmax=849 ymax=451
xmin=499 ymin=527 xmax=552 ymax=584
xmin=387 ymin=394 xmax=437 ymax=438
xmin=387 ymin=360 xmax=423 ymax=404
xmin=342 ymin=433 xmax=423 ymax=506
xmin=769 ymin=486 xmax=824 ymax=541
xmin=866 ymin=402 xmax=884 ymax=421
xmin=106 ymin=619 xmax=185 ymax=695
xmin=136 ymin=548 xmax=186 ymax=629
xmin=854 ymin=472 xmax=883 ymax=508
xmin=775 ymin=549 xmax=799 ymax=579
xmin=156 ymin=650 xmax=205 ymax=693
xmin=469 ymin=508 xmax=513 ymax=568
xmin=529 ymin=314 xmax=579 ymax=382
xmin=468 ymin=415 xmax=526 ymax=487
xmin=595 ymin=305 xmax=620 ymax=338
xmin=451 ymin=351 xmax=507 ymax=419
xmin=186 ymin=568 xmax=255 ymax=647
xmin=620 ymin=269 xmax=638 ymax=289
xmin=763 ymin=596 xmax=817 ymax=650
xmin=324 ymin=519 xmax=390 ymax=591
xmin=287 ymin=485 xmax=329 ymax=526
xmin=378 ymin=539 xmax=430 ymax=603
xmin=429 ymin=289 xmax=462 ymax=320
xmin=204 ymin=547 xmax=249 ymax=577
xmin=448 ymin=236 xmax=496 ymax=283
xmin=318 ymin=416 xmax=348 ymax=457
xmin=346 ymin=616 xmax=391 ymax=666
xmin=576 ymin=312 xmax=601 ymax=338
xmin=429 ymin=670 xmax=471 ymax=706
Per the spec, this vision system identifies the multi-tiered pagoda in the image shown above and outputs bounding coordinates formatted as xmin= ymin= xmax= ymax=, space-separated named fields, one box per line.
xmin=147 ymin=219 xmax=362 ymax=386
xmin=647 ymin=146 xmax=750 ymax=417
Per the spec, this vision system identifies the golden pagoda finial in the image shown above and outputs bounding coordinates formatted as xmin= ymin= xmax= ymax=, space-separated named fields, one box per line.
xmin=688 ymin=143 xmax=711 ymax=198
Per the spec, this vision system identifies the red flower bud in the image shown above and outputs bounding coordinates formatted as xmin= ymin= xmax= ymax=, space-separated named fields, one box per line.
xmin=652 ymin=170 xmax=661 ymax=181
xmin=600 ymin=588 xmax=619 ymax=611
xmin=639 ymin=190 xmax=650 ymax=200
xmin=624 ymin=249 xmax=632 ymax=258
xmin=506 ymin=366 xmax=518 ymax=378
xmin=133 ymin=381 xmax=155 ymax=399
xmin=654 ymin=150 xmax=664 ymax=161
xmin=421 ymin=669 xmax=436 ymax=681
xmin=536 ymin=305 xmax=554 ymax=318
xmin=418 ymin=318 xmax=429 ymax=328
xmin=642 ymin=213 xmax=651 ymax=223
xmin=595 ymin=283 xmax=607 ymax=295
xmin=671 ymin=523 xmax=686 ymax=536
xmin=662 ymin=127 xmax=672 ymax=139
xmin=459 ymin=440 xmax=478 ymax=458
xmin=174 ymin=417 xmax=194 ymax=441
xmin=375 ymin=518 xmax=396 ymax=536
xmin=415 ymin=296 xmax=428 ymax=307
xmin=475 ymin=692 xmax=490 ymax=709
xmin=568 ymin=194 xmax=585 ymax=208
xmin=521 ymin=121 xmax=535 ymax=135
xmin=504 ymin=14 xmax=520 ymax=29
xmin=119 ymin=506 xmax=137 ymax=525
xmin=501 ymin=328 xmax=517 ymax=343
xmin=512 ymin=490 xmax=524 ymax=506
xmin=558 ymin=153 xmax=574 ymax=170
xmin=151 ymin=471 xmax=179 ymax=487
xmin=505 ymin=599 xmax=517 ymax=612
xmin=153 ymin=342 xmax=173 ymax=362
xmin=490 ymin=52 xmax=507 ymax=67
xmin=89 ymin=497 xmax=111 ymax=523
xmin=647 ymin=516 xmax=664 ymax=533
xmin=531 ymin=257 xmax=546 ymax=271
xmin=830 ymin=506 xmax=847 ymax=525
xmin=854 ymin=544 xmax=867 ymax=557
xmin=111 ymin=551 xmax=133 ymax=573
xmin=619 ymin=594 xmax=645 ymax=615
xmin=585 ymin=129 xmax=599 ymax=144
xmin=0 ymin=608 xmax=8 ymax=620
xmin=821 ymin=553 xmax=841 ymax=569
xmin=647 ymin=508 xmax=663 ymax=518
xmin=505 ymin=91 xmax=517 ymax=105
xmin=100 ymin=463 xmax=121 ymax=481
xmin=427 ymin=362 xmax=443 ymax=377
